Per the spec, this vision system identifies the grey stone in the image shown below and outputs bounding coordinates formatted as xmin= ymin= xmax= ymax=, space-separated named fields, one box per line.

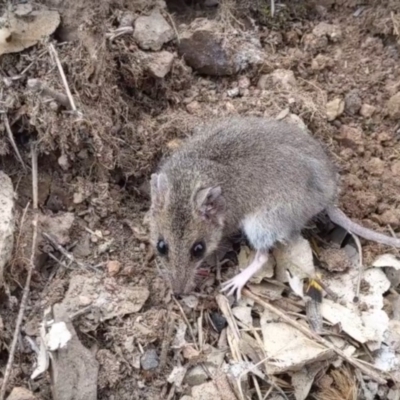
xmin=140 ymin=349 xmax=159 ymax=370
xmin=133 ymin=10 xmax=174 ymax=51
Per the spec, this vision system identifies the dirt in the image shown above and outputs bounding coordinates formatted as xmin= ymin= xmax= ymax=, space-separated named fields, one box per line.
xmin=1 ymin=0 xmax=400 ymax=399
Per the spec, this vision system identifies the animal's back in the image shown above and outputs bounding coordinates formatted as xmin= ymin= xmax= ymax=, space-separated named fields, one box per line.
xmin=161 ymin=116 xmax=339 ymax=233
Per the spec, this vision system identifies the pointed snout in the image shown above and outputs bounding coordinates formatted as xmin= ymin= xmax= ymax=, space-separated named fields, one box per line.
xmin=170 ymin=273 xmax=195 ymax=298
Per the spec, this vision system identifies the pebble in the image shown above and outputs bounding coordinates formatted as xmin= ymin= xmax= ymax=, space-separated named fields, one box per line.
xmin=380 ymin=210 xmax=400 ymax=228
xmin=257 ymin=74 xmax=269 ymax=90
xmin=227 ymin=87 xmax=239 ymax=98
xmin=58 ymin=154 xmax=70 ymax=171
xmin=270 ymin=69 xmax=296 ymax=88
xmin=326 ymin=98 xmax=344 ymax=121
xmin=178 ymin=28 xmax=263 ymax=76
xmin=209 ymin=312 xmax=227 ymax=333
xmin=391 ymin=161 xmax=400 ymax=177
xmin=79 ymin=295 xmax=92 ymax=306
xmin=344 ymin=89 xmax=362 ymax=115
xmin=119 ymin=11 xmax=135 ymax=27
xmin=140 ymin=349 xmax=159 ymax=370
xmin=107 ymin=260 xmax=121 ymax=276
xmin=186 ymin=101 xmax=200 ymax=114
xmin=133 ymin=10 xmax=174 ymax=51
xmin=387 ymin=92 xmax=400 ymax=119
xmin=146 ymin=50 xmax=174 ymax=78
xmin=238 ymin=76 xmax=250 ymax=89
xmin=311 ymin=54 xmax=333 ymax=70
xmin=360 ymin=104 xmax=376 ymax=118
xmin=365 ymin=157 xmax=385 ymax=176
xmin=185 ymin=365 xmax=209 ymax=386
xmin=339 ymin=125 xmax=364 ymax=152
xmin=312 ymin=22 xmax=342 ymax=42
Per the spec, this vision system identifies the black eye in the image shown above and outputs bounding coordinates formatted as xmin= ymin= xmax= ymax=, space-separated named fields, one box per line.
xmin=157 ymin=239 xmax=168 ymax=256
xmin=191 ymin=241 xmax=206 ymax=259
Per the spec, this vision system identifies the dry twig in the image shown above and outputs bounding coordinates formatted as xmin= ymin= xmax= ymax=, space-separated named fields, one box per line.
xmin=349 ymin=232 xmax=363 ymax=303
xmin=27 ymin=78 xmax=71 ymax=109
xmin=0 ymin=145 xmax=39 ymax=400
xmin=48 ymin=43 xmax=79 ymax=113
xmin=42 ymin=232 xmax=98 ymax=273
xmin=2 ymin=113 xmax=27 ymax=172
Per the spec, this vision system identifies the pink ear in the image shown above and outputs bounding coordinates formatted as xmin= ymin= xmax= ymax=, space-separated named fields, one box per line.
xmin=150 ymin=173 xmax=169 ymax=208
xmin=194 ymin=186 xmax=225 ymax=222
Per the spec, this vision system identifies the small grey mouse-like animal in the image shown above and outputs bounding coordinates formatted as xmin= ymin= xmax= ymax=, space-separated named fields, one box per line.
xmin=149 ymin=116 xmax=400 ymax=298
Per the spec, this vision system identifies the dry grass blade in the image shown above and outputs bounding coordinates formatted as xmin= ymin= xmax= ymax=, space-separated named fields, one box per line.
xmin=243 ymin=288 xmax=388 ymax=385
xmin=348 ymin=232 xmax=363 ymax=302
xmin=2 ymin=113 xmax=27 ymax=172
xmin=0 ymin=145 xmax=39 ymax=400
xmin=48 ymin=43 xmax=78 ymax=113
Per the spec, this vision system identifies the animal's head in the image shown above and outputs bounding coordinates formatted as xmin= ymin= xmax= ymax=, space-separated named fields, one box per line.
xmin=149 ymin=172 xmax=226 ymax=296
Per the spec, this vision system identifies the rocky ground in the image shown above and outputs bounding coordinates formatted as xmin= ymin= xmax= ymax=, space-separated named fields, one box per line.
xmin=1 ymin=0 xmax=400 ymax=399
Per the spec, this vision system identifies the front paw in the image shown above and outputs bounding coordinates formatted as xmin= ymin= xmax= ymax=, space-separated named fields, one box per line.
xmin=221 ymin=275 xmax=247 ymax=300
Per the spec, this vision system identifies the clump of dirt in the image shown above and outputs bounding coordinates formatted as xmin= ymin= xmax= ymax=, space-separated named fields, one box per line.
xmin=1 ymin=0 xmax=400 ymax=398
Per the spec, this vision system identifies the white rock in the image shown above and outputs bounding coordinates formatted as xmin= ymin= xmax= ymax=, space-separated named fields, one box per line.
xmin=0 ymin=171 xmax=15 ymax=287
xmin=326 ymin=98 xmax=344 ymax=121
xmin=133 ymin=10 xmax=174 ymax=51
xmin=147 ymin=51 xmax=174 ymax=78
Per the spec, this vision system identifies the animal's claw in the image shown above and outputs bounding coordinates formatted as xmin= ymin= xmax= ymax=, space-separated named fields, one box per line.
xmin=221 ymin=275 xmax=246 ymax=300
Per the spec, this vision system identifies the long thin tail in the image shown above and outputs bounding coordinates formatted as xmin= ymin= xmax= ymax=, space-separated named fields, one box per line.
xmin=327 ymin=206 xmax=400 ymax=248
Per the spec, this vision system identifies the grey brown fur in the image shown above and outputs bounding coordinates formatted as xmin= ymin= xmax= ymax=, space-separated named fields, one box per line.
xmin=149 ymin=116 xmax=400 ymax=296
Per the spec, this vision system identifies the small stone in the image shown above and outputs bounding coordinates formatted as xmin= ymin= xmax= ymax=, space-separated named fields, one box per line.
xmin=339 ymin=125 xmax=364 ymax=151
xmin=58 ymin=154 xmax=70 ymax=171
xmin=186 ymin=101 xmax=200 ymax=114
xmin=391 ymin=161 xmax=400 ymax=177
xmin=6 ymin=387 xmax=37 ymax=400
xmin=312 ymin=22 xmax=342 ymax=42
xmin=79 ymin=295 xmax=92 ymax=306
xmin=227 ymin=87 xmax=239 ymax=98
xmin=185 ymin=365 xmax=209 ymax=386
xmin=133 ymin=10 xmax=174 ymax=51
xmin=380 ymin=210 xmax=400 ymax=228
xmin=107 ymin=260 xmax=121 ymax=277
xmin=270 ymin=69 xmax=296 ymax=88
xmin=140 ymin=349 xmax=159 ymax=370
xmin=360 ymin=104 xmax=376 ymax=118
xmin=344 ymin=89 xmax=362 ymax=115
xmin=238 ymin=76 xmax=250 ymax=89
xmin=377 ymin=131 xmax=392 ymax=143
xmin=311 ymin=54 xmax=333 ymax=70
xmin=119 ymin=11 xmax=135 ymax=27
xmin=257 ymin=74 xmax=268 ymax=90
xmin=73 ymin=192 xmax=85 ymax=204
xmin=178 ymin=29 xmax=263 ymax=76
xmin=387 ymin=92 xmax=400 ymax=119
xmin=147 ymin=51 xmax=174 ymax=78
xmin=302 ymin=33 xmax=328 ymax=51
xmin=326 ymin=98 xmax=344 ymax=121
xmin=365 ymin=157 xmax=385 ymax=176
xmin=209 ymin=312 xmax=227 ymax=333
